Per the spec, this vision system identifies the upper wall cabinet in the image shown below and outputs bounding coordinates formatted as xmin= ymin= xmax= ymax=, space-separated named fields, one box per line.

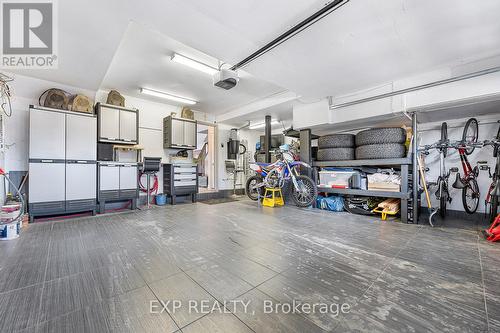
xmin=163 ymin=116 xmax=197 ymax=149
xmin=97 ymin=103 xmax=139 ymax=145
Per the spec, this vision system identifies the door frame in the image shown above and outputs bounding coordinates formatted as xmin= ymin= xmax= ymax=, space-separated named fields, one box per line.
xmin=196 ymin=120 xmax=218 ymax=191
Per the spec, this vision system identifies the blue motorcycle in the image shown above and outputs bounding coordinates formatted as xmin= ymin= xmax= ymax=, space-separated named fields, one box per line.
xmin=245 ymin=145 xmax=317 ymax=207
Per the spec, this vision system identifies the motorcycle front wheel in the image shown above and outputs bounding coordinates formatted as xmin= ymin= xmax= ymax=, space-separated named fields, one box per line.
xmin=291 ymin=175 xmax=317 ymax=207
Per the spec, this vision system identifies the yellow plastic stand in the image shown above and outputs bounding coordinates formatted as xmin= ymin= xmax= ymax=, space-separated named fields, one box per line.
xmin=262 ymin=188 xmax=284 ymax=207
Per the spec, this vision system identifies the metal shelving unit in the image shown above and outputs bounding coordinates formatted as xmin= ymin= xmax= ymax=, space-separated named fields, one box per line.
xmin=302 ymin=113 xmax=418 ymax=224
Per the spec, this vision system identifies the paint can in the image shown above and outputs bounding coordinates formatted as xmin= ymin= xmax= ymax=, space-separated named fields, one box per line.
xmin=0 ymin=221 xmax=20 ymax=241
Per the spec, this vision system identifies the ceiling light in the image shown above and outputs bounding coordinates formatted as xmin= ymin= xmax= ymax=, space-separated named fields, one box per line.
xmin=171 ymin=53 xmax=219 ymax=75
xmin=140 ymin=88 xmax=197 ymax=105
xmin=249 ymin=120 xmax=280 ymax=130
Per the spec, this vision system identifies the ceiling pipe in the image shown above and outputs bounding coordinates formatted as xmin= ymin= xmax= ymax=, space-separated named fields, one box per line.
xmin=330 ymin=65 xmax=500 ymax=110
xmin=231 ymin=0 xmax=349 ymax=70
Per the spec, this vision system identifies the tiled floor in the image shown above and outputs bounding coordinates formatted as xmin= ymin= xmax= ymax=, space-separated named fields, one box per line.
xmin=0 ymin=199 xmax=498 ymax=332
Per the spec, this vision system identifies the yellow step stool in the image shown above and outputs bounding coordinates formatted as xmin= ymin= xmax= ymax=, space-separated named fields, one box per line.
xmin=262 ymin=188 xmax=284 ymax=207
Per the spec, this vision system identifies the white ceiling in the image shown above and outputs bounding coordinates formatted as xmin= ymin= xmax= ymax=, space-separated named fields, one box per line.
xmin=99 ymin=22 xmax=285 ymax=114
xmin=7 ymin=0 xmax=500 ymax=117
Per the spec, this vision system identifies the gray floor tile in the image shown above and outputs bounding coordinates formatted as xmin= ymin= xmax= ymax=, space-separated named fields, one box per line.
xmin=0 ymin=259 xmax=46 ymax=293
xmin=149 ymin=272 xmax=216 ymax=328
xmin=186 ymin=263 xmax=254 ymax=301
xmin=0 ymin=284 xmax=42 ymax=332
xmin=38 ymin=271 xmax=102 ymax=323
xmin=182 ymin=312 xmax=253 ymax=333
xmin=91 ymin=262 xmax=146 ymax=299
xmin=231 ymin=289 xmax=326 ymax=333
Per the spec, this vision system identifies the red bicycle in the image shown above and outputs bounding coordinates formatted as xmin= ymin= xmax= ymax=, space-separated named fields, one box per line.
xmin=451 ymin=118 xmax=481 ymax=214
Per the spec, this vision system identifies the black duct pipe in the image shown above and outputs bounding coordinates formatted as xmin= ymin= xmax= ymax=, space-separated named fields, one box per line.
xmin=231 ymin=0 xmax=348 ymax=70
xmin=265 ymin=115 xmax=272 ymax=163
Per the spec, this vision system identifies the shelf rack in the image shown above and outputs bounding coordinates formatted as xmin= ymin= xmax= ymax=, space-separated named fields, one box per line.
xmin=313 ymin=157 xmax=412 ymax=223
xmin=302 ymin=113 xmax=418 ymax=224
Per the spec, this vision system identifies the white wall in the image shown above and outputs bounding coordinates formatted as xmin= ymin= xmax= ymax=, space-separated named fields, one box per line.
xmin=2 ymin=73 xmax=96 ymax=172
xmin=216 ymin=123 xmax=261 ymax=190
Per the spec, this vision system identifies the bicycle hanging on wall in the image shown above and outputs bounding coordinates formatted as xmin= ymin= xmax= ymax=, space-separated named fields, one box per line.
xmin=484 ymin=121 xmax=500 ymax=222
xmin=420 ymin=118 xmax=483 ymax=224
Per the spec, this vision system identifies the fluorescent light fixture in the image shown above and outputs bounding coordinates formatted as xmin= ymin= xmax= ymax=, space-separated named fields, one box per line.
xmin=140 ymin=88 xmax=197 ymax=105
xmin=171 ymin=53 xmax=219 ymax=75
xmin=249 ymin=120 xmax=280 ymax=130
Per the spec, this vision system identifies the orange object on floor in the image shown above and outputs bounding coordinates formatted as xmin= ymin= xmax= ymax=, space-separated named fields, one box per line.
xmin=484 ymin=214 xmax=500 ymax=242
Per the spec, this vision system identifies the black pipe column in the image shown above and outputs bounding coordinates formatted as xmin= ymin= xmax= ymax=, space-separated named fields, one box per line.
xmin=264 ymin=115 xmax=271 ymax=163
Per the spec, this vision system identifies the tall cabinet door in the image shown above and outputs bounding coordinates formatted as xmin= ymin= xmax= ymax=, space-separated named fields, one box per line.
xmin=171 ymin=118 xmax=184 ymax=147
xmin=119 ymin=110 xmax=137 ymax=143
xmin=99 ymin=106 xmax=120 ymax=141
xmin=66 ymin=114 xmax=97 ymax=161
xmin=29 ymin=162 xmax=66 ymax=203
xmin=66 ymin=162 xmax=96 ymax=200
xmin=183 ymin=121 xmax=196 ymax=148
xmin=29 ymin=109 xmax=65 ymax=159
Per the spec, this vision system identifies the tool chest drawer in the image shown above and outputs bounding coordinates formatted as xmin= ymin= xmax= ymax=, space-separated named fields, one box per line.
xmin=163 ymin=163 xmax=198 ymax=205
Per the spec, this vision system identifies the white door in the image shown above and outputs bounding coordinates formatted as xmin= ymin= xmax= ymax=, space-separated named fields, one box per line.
xmin=171 ymin=118 xmax=184 ymax=146
xmin=184 ymin=121 xmax=196 ymax=147
xmin=119 ymin=110 xmax=137 ymax=142
xmin=99 ymin=164 xmax=120 ymax=191
xmin=29 ymin=162 xmax=66 ymax=203
xmin=119 ymin=165 xmax=137 ymax=190
xmin=99 ymin=106 xmax=120 ymax=140
xmin=66 ymin=114 xmax=97 ymax=160
xmin=29 ymin=109 xmax=65 ymax=159
xmin=66 ymin=163 xmax=96 ymax=200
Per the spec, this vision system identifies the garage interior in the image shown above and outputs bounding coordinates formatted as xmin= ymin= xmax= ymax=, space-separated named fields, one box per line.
xmin=1 ymin=1 xmax=500 ymax=332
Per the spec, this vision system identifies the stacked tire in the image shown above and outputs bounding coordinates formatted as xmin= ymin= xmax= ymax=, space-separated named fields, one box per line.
xmin=317 ymin=134 xmax=355 ymax=161
xmin=355 ymin=127 xmax=407 ymax=159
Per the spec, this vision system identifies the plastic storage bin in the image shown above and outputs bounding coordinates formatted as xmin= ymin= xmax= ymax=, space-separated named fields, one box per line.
xmin=319 ymin=169 xmax=359 ymax=188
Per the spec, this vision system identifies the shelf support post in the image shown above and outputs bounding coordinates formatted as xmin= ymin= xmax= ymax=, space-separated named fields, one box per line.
xmin=412 ymin=112 xmax=419 ymax=223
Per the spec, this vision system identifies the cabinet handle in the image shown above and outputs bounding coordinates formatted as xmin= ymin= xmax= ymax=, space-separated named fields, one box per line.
xmin=41 ymin=160 xmax=53 ymax=163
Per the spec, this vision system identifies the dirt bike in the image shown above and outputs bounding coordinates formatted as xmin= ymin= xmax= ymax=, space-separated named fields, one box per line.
xmin=245 ymin=145 xmax=317 ymax=207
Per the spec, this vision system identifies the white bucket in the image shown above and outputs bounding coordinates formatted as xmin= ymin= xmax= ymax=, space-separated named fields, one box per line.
xmin=0 ymin=222 xmax=20 ymax=240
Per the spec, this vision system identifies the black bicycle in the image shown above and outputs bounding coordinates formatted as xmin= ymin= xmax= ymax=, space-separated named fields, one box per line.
xmin=486 ymin=122 xmax=500 ymax=222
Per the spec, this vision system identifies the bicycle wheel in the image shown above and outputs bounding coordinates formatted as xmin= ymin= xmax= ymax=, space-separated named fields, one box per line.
xmin=439 ymin=180 xmax=447 ymax=218
xmin=462 ymin=118 xmax=479 ymax=155
xmin=440 ymin=122 xmax=448 ymax=158
xmin=489 ymin=186 xmax=498 ymax=223
xmin=462 ymin=179 xmax=480 ymax=214
xmin=494 ymin=125 xmax=500 ymax=157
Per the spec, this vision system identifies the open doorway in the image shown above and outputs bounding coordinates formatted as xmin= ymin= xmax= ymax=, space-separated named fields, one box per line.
xmin=194 ymin=123 xmax=216 ymax=193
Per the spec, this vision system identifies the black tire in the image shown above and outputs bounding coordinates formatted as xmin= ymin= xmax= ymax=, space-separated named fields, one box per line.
xmin=440 ymin=122 xmax=448 ymax=158
xmin=490 ymin=191 xmax=498 ymax=223
xmin=462 ymin=118 xmax=478 ymax=155
xmin=291 ymin=175 xmax=317 ymax=207
xmin=494 ymin=125 xmax=500 ymax=157
xmin=245 ymin=175 xmax=263 ymax=201
xmin=437 ymin=178 xmax=448 ymax=218
xmin=355 ymin=143 xmax=406 ymax=160
xmin=462 ymin=179 xmax=480 ymax=214
xmin=439 ymin=187 xmax=447 ymax=219
xmin=318 ymin=134 xmax=355 ymax=149
xmin=355 ymin=128 xmax=406 ymax=146
xmin=317 ymin=148 xmax=355 ymax=161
